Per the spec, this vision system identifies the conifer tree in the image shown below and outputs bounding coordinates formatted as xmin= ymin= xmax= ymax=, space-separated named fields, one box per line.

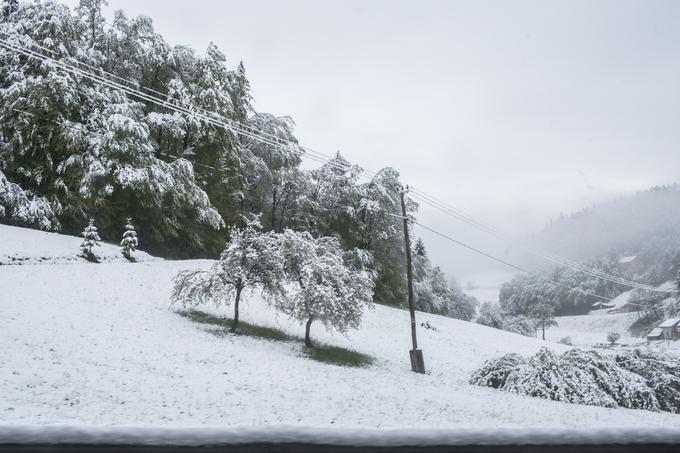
xmin=80 ymin=218 xmax=101 ymax=261
xmin=120 ymin=217 xmax=138 ymax=260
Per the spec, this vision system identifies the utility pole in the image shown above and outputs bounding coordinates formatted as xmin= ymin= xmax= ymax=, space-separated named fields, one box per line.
xmin=400 ymin=185 xmax=425 ymax=374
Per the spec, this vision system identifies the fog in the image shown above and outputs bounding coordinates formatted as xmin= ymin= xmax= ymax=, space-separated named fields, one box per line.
xmin=62 ymin=0 xmax=680 ymax=282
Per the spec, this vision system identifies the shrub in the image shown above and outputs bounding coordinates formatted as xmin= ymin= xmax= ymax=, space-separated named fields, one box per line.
xmin=471 ymin=347 xmax=674 ymax=413
xmin=559 ymin=336 xmax=573 ymax=345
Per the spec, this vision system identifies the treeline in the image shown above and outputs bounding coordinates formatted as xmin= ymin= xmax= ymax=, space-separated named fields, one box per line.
xmin=530 ymin=184 xmax=680 ymax=273
xmin=0 ymin=1 xmax=476 ymax=315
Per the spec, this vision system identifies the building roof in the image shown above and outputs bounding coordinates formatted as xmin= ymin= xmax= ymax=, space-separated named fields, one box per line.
xmin=658 ymin=317 xmax=680 ymax=328
xmin=647 ymin=328 xmax=663 ymax=337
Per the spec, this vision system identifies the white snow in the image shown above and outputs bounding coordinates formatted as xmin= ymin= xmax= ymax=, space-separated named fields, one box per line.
xmin=2 ymin=226 xmax=680 ymax=430
xmin=0 ymin=224 xmax=158 ymax=265
xmin=546 ymin=312 xmax=643 ymax=346
xmin=618 ymin=255 xmax=637 ymax=264
xmin=658 ymin=317 xmax=680 ymax=328
xmin=601 ymin=288 xmax=634 ymax=311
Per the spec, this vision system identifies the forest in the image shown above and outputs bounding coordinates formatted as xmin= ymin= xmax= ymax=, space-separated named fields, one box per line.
xmin=0 ymin=0 xmax=477 ymax=316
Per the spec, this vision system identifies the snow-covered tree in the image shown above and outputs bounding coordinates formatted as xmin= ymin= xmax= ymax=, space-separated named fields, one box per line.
xmin=476 ymin=301 xmax=535 ymax=337
xmin=80 ymin=218 xmax=100 ymax=260
xmin=1 ymin=0 xmax=18 ymax=19
xmin=0 ymin=170 xmax=59 ymax=230
xmin=412 ymin=238 xmax=477 ymax=320
xmin=120 ymin=217 xmax=138 ymax=260
xmin=531 ymin=301 xmax=557 ymax=340
xmin=607 ymin=332 xmax=621 ymax=345
xmin=171 ymin=219 xmax=285 ymax=332
xmin=277 ymin=229 xmax=374 ymax=347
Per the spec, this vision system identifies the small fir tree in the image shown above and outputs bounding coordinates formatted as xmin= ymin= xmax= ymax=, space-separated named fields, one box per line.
xmin=80 ymin=218 xmax=101 ymax=261
xmin=120 ymin=218 xmax=138 ymax=260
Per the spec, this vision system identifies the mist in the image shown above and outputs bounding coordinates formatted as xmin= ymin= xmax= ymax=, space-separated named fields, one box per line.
xmin=62 ymin=0 xmax=680 ymax=282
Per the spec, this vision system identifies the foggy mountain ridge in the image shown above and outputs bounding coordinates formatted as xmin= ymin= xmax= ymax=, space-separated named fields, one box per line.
xmin=525 ymin=183 xmax=680 ymax=265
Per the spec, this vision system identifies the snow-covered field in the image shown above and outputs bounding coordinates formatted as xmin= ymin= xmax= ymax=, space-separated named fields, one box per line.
xmin=0 ymin=224 xmax=157 ymax=265
xmin=2 ymin=226 xmax=680 ymax=429
xmin=546 ymin=312 xmax=643 ymax=347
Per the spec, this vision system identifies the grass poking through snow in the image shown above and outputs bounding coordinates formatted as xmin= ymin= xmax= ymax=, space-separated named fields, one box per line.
xmin=304 ymin=344 xmax=374 ymax=368
xmin=176 ymin=309 xmax=373 ymax=368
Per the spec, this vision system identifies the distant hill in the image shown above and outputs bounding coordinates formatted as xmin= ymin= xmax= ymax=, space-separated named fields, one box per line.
xmin=527 ymin=184 xmax=680 ymax=270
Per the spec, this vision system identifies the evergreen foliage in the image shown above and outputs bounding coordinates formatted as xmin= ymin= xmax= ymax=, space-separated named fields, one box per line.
xmin=120 ymin=217 xmax=137 ymax=260
xmin=0 ymin=169 xmax=59 ymax=229
xmin=0 ymin=1 xmax=466 ymax=308
xmin=80 ymin=217 xmax=100 ymax=261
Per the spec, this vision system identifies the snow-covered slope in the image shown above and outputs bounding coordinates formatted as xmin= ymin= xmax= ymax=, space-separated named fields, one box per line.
xmin=0 ymin=224 xmax=158 ymax=265
xmin=1 ymin=227 xmax=679 ymax=429
xmin=546 ymin=312 xmax=642 ymax=346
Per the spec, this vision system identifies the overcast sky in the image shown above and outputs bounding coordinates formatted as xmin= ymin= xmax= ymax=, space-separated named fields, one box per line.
xmin=63 ymin=0 xmax=680 ymax=282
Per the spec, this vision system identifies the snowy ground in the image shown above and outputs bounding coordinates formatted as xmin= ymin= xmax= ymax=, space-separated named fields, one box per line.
xmin=0 ymin=224 xmax=157 ymax=265
xmin=546 ymin=312 xmax=643 ymax=346
xmin=2 ymin=227 xmax=680 ymax=429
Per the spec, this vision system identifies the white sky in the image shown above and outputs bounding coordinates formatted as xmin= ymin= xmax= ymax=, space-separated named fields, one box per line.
xmin=62 ymin=0 xmax=680 ymax=282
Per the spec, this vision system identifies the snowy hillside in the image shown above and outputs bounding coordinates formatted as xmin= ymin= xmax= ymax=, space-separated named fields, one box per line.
xmin=2 ymin=226 xmax=680 ymax=429
xmin=0 ymin=224 xmax=158 ymax=265
xmin=546 ymin=312 xmax=642 ymax=346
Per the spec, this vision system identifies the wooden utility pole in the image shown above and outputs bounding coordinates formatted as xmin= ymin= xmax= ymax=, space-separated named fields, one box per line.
xmin=400 ymin=185 xmax=425 ymax=374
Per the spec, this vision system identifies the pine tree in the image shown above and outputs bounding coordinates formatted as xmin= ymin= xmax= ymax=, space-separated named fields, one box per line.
xmin=120 ymin=217 xmax=138 ymax=260
xmin=80 ymin=218 xmax=101 ymax=261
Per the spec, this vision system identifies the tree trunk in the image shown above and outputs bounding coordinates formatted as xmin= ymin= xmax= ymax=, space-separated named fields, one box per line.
xmin=305 ymin=317 xmax=313 ymax=347
xmin=542 ymin=319 xmax=545 ymax=340
xmin=230 ymin=285 xmax=243 ymax=333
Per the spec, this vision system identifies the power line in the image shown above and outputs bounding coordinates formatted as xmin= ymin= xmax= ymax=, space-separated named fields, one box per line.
xmin=410 ymin=191 xmax=674 ymax=293
xmin=0 ymin=34 xmax=380 ymax=183
xmin=0 ymin=35 xmax=673 ymax=298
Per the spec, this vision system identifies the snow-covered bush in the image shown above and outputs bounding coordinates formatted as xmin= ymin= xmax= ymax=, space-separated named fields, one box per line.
xmin=0 ymin=170 xmax=59 ymax=230
xmin=277 ymin=229 xmax=374 ymax=347
xmin=559 ymin=336 xmax=573 ymax=345
xmin=171 ymin=220 xmax=284 ymax=333
xmin=120 ymin=217 xmax=138 ymax=261
xmin=615 ymin=349 xmax=680 ymax=413
xmin=471 ymin=347 xmax=669 ymax=412
xmin=80 ymin=218 xmax=101 ymax=262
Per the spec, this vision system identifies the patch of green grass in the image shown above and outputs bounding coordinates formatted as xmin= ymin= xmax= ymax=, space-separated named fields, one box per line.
xmin=177 ymin=309 xmax=374 ymax=368
xmin=177 ymin=309 xmax=295 ymax=342
xmin=304 ymin=344 xmax=374 ymax=368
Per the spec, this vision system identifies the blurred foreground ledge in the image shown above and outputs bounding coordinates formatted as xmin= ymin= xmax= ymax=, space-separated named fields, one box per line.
xmin=2 ymin=425 xmax=680 ymax=452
